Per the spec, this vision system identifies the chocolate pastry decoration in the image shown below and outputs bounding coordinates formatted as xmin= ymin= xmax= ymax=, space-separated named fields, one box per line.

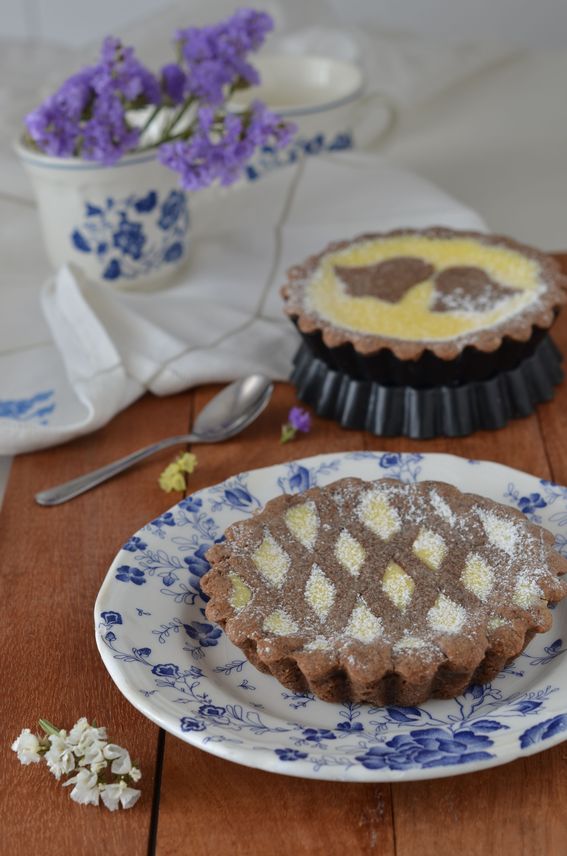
xmin=202 ymin=477 xmax=567 ymax=706
xmin=334 ymin=256 xmax=521 ymax=314
xmin=334 ymin=257 xmax=434 ymax=302
xmin=431 ymin=266 xmax=521 ymax=313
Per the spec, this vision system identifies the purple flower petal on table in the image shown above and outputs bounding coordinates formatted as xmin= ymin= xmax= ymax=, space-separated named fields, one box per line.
xmin=288 ymin=407 xmax=312 ymax=433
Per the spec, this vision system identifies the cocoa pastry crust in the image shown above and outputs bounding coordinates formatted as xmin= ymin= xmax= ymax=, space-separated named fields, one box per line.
xmin=201 ymin=477 xmax=567 ymax=707
xmin=280 ymin=227 xmax=567 ymax=362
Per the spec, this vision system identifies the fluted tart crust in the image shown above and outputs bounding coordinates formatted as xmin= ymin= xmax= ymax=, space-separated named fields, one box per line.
xmin=202 ymin=478 xmax=567 ymax=706
xmin=281 ymin=228 xmax=567 ymax=361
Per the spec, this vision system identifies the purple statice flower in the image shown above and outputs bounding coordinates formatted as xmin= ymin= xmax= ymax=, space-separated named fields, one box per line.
xmin=176 ymin=9 xmax=273 ymax=105
xmin=24 ymin=12 xmax=289 ymax=174
xmin=247 ymin=100 xmax=297 ymax=152
xmin=158 ymin=101 xmax=293 ymax=190
xmin=160 ymin=63 xmax=187 ymax=105
xmin=280 ymin=406 xmax=312 ymax=444
xmin=25 ymin=67 xmax=96 ymax=157
xmin=81 ymin=37 xmax=161 ymax=163
xmin=288 ymin=407 xmax=312 ymax=433
xmin=94 ymin=36 xmax=161 ymax=105
xmin=81 ymin=92 xmax=140 ymax=164
xmin=25 ymin=36 xmax=161 ymax=163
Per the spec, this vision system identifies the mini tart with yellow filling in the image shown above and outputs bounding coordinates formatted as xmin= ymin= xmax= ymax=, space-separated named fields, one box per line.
xmin=202 ymin=478 xmax=567 ymax=707
xmin=281 ymin=227 xmax=566 ymax=364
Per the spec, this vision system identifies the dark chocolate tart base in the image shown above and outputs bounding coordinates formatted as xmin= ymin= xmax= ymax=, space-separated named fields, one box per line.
xmin=290 ymin=335 xmax=563 ymax=439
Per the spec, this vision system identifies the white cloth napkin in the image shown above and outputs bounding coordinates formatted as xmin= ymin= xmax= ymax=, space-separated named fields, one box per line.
xmin=0 ymin=151 xmax=485 ymax=455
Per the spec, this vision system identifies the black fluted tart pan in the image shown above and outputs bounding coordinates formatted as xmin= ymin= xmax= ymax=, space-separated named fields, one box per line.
xmin=290 ymin=334 xmax=563 ymax=439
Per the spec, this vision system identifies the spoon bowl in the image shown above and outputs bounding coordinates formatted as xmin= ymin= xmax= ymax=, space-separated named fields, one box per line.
xmin=193 ymin=373 xmax=273 ymax=440
xmin=35 ymin=374 xmax=274 ymax=506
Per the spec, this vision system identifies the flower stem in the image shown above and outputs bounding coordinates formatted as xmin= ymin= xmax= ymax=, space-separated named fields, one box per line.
xmin=280 ymin=424 xmax=296 ymax=444
xmin=162 ymin=97 xmax=196 ymax=140
xmin=38 ymin=718 xmax=61 ymax=737
xmin=138 ymin=104 xmax=162 ymax=139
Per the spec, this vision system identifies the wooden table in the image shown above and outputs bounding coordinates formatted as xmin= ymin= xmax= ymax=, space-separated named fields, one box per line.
xmin=2 ymin=258 xmax=567 ymax=856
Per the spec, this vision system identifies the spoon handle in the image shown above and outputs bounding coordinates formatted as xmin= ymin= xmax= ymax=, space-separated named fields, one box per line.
xmin=35 ymin=433 xmax=198 ymax=506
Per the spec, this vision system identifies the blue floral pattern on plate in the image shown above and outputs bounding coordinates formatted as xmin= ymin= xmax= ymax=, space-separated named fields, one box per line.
xmin=71 ymin=189 xmax=189 ymax=281
xmin=95 ymin=452 xmax=567 ymax=782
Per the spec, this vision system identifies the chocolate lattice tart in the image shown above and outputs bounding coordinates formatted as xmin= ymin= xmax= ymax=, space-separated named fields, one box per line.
xmin=202 ymin=478 xmax=567 ymax=706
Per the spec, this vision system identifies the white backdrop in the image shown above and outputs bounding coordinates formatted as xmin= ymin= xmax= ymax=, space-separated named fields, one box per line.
xmin=3 ymin=0 xmax=567 ymax=250
xmin=4 ymin=0 xmax=567 ymax=47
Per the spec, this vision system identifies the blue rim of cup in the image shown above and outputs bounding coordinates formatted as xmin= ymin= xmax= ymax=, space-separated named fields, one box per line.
xmin=14 ymin=139 xmax=158 ymax=171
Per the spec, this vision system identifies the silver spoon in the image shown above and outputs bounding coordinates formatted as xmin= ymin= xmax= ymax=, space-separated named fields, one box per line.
xmin=35 ymin=374 xmax=273 ymax=507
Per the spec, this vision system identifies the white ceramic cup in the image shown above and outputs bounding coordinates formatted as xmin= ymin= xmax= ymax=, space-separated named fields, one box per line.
xmin=231 ymin=54 xmax=396 ymax=179
xmin=15 ymin=142 xmax=190 ymax=290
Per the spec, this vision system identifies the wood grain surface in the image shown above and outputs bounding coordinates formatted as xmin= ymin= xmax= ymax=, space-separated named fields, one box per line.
xmin=1 ymin=259 xmax=566 ymax=856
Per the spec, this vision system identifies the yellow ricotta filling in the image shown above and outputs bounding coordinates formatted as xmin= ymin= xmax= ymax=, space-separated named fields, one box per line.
xmin=305 ymin=235 xmax=541 ymax=342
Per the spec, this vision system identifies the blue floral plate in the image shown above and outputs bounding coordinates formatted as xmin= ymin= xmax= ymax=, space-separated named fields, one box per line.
xmin=94 ymin=452 xmax=567 ymax=782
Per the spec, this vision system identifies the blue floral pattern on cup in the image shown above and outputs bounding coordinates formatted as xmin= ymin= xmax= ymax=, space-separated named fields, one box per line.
xmin=245 ymin=131 xmax=353 ymax=181
xmin=71 ymin=189 xmax=189 ymax=281
xmin=96 ymin=451 xmax=567 ymax=781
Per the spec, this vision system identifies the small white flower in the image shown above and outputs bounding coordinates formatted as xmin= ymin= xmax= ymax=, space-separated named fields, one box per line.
xmin=100 ymin=780 xmax=142 ymax=811
xmin=68 ymin=718 xmax=107 ymax=745
xmin=68 ymin=719 xmax=108 ymax=758
xmin=13 ymin=716 xmax=142 ymax=811
xmin=80 ymin=741 xmax=107 ymax=767
xmin=45 ymin=734 xmax=75 ymax=780
xmin=119 ymin=785 xmax=142 ymax=810
xmin=63 ymin=768 xmax=101 ymax=806
xmin=100 ymin=782 xmax=122 ymax=812
xmin=103 ymin=744 xmax=132 ymax=775
xmin=11 ymin=729 xmax=43 ymax=765
xmin=67 ymin=718 xmax=89 ymax=744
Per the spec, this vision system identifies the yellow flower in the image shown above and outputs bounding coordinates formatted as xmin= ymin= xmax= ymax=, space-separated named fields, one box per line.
xmin=158 ymin=463 xmax=186 ymax=493
xmin=158 ymin=452 xmax=198 ymax=493
xmin=176 ymin=452 xmax=198 ymax=474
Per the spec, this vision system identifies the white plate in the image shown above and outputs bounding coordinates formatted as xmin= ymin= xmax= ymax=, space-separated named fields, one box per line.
xmin=95 ymin=452 xmax=567 ymax=782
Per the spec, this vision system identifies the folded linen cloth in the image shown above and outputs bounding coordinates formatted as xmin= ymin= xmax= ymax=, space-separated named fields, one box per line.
xmin=0 ymin=151 xmax=485 ymax=455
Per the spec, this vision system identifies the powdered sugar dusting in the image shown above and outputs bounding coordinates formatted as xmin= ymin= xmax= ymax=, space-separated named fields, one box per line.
xmin=382 ymin=561 xmax=415 ymax=611
xmin=427 ymin=593 xmax=467 ymax=635
xmin=412 ymin=528 xmax=447 ymax=570
xmin=344 ymin=599 xmax=383 ymax=643
xmin=487 ymin=616 xmax=510 ymax=631
xmin=303 ymin=636 xmax=332 ymax=652
xmin=305 ymin=564 xmax=336 ymax=621
xmin=461 ymin=553 xmax=494 ymax=602
xmin=513 ymin=575 xmax=544 ymax=608
xmin=429 ymin=490 xmax=457 ymax=526
xmin=263 ymin=609 xmax=299 ymax=636
xmin=285 ymin=501 xmax=319 ymax=550
xmin=228 ymin=573 xmax=252 ymax=611
xmin=215 ymin=478 xmax=565 ymax=666
xmin=477 ymin=508 xmax=519 ymax=556
xmin=357 ymin=489 xmax=402 ymax=540
xmin=393 ymin=635 xmax=438 ymax=661
xmin=335 ymin=529 xmax=366 ymax=576
xmin=252 ymin=530 xmax=290 ymax=588
xmin=394 ymin=636 xmax=428 ymax=651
